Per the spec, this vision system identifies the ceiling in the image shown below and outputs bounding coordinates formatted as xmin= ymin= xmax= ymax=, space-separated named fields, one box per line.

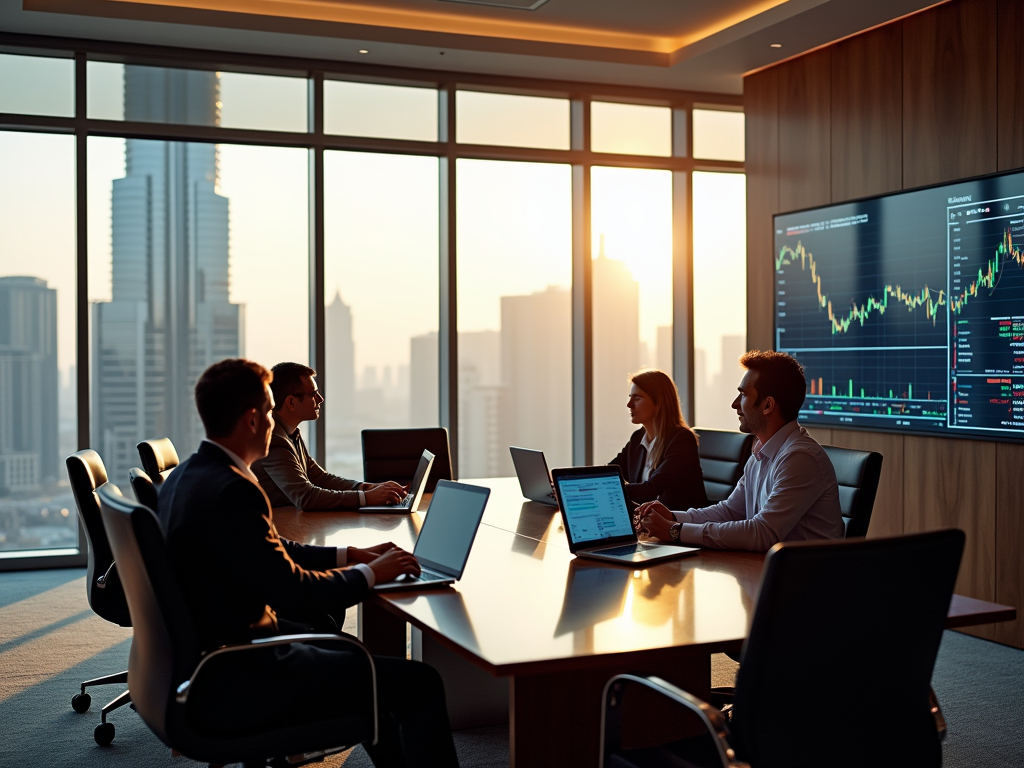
xmin=2 ymin=0 xmax=941 ymax=94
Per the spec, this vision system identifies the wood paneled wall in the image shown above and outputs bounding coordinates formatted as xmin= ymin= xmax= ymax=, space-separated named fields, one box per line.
xmin=744 ymin=0 xmax=1024 ymax=647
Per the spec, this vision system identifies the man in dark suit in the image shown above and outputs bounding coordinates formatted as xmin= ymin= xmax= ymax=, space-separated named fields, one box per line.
xmin=158 ymin=358 xmax=459 ymax=767
xmin=253 ymin=362 xmax=406 ymax=510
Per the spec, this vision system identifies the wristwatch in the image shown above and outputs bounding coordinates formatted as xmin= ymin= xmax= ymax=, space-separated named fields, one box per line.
xmin=669 ymin=522 xmax=682 ymax=542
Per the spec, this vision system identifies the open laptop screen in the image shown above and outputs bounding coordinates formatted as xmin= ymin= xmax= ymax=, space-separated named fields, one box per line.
xmin=414 ymin=481 xmax=489 ymax=576
xmin=555 ymin=472 xmax=634 ymax=545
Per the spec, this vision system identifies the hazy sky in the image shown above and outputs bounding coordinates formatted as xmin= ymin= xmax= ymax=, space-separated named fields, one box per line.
xmin=0 ymin=60 xmax=746 ymax=392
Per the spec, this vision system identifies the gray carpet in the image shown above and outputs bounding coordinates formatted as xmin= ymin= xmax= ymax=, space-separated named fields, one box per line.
xmin=1 ymin=568 xmax=1021 ymax=766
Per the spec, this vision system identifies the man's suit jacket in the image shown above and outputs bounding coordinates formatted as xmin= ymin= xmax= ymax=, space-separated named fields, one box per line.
xmin=253 ymin=421 xmax=362 ymax=510
xmin=609 ymin=426 xmax=709 ymax=511
xmin=158 ymin=441 xmax=369 ymax=651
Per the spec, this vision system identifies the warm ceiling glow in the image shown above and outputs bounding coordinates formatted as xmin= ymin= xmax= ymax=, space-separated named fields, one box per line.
xmin=770 ymin=43 xmax=783 ymax=48
xmin=358 ymin=48 xmax=369 ymax=53
xmin=98 ymin=0 xmax=793 ymax=55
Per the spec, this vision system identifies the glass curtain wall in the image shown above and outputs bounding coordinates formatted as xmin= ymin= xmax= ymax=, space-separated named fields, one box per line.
xmin=0 ymin=131 xmax=78 ymax=554
xmin=1 ymin=41 xmax=745 ymax=563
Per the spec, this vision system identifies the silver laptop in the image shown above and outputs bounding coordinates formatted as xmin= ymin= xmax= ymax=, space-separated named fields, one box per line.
xmin=551 ymin=465 xmax=698 ymax=565
xmin=509 ymin=446 xmax=558 ymax=507
xmin=374 ymin=480 xmax=490 ymax=591
xmin=361 ymin=449 xmax=434 ymax=513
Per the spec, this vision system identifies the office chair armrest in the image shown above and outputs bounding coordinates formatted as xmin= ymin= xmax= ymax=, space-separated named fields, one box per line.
xmin=176 ymin=633 xmax=378 ymax=746
xmin=600 ymin=674 xmax=747 ymax=768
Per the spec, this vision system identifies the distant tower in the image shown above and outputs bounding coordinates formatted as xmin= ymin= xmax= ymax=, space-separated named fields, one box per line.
xmin=591 ymin=234 xmax=640 ymax=463
xmin=325 ymin=291 xmax=356 ymax=433
xmin=0 ymin=277 xmax=58 ymax=491
xmin=409 ymin=331 xmax=439 ymax=427
xmin=92 ymin=67 xmax=241 ymax=484
xmin=500 ymin=286 xmax=572 ymax=469
xmin=458 ymin=330 xmax=505 ymax=477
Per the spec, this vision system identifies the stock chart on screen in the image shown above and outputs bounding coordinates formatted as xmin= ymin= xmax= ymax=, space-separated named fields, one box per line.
xmin=775 ymin=169 xmax=1024 ymax=441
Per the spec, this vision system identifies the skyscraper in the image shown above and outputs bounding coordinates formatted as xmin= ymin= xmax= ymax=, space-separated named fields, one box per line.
xmin=92 ymin=67 xmax=241 ymax=484
xmin=500 ymin=286 xmax=571 ymax=468
xmin=325 ymin=290 xmax=356 ymax=434
xmin=0 ymin=277 xmax=58 ymax=491
xmin=591 ymin=235 xmax=640 ymax=463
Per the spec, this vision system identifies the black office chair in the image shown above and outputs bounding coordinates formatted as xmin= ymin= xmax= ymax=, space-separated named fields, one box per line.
xmin=362 ymin=428 xmax=453 ymax=491
xmin=602 ymin=529 xmax=964 ymax=768
xmin=96 ymin=483 xmax=378 ymax=767
xmin=128 ymin=467 xmax=159 ymax=512
xmin=822 ymin=444 xmax=883 ymax=538
xmin=65 ymin=450 xmax=134 ymax=745
xmin=137 ymin=437 xmax=180 ymax=488
xmin=693 ymin=429 xmax=754 ymax=503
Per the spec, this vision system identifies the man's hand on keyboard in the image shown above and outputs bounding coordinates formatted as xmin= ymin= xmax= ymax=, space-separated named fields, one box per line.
xmin=368 ymin=546 xmax=421 ymax=583
xmin=364 ymin=481 xmax=407 ymax=506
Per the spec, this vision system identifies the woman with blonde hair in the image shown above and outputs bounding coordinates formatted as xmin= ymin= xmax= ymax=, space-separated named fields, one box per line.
xmin=609 ymin=368 xmax=708 ymax=511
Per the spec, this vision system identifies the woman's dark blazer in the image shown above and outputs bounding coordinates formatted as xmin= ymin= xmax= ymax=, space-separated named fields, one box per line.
xmin=609 ymin=426 xmax=709 ymax=511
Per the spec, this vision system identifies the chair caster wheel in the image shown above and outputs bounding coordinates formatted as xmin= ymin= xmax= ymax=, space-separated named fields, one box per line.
xmin=72 ymin=693 xmax=92 ymax=713
xmin=95 ymin=722 xmax=115 ymax=746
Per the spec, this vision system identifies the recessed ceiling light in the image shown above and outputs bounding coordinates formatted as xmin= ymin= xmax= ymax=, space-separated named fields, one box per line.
xmin=770 ymin=43 xmax=783 ymax=48
xmin=358 ymin=49 xmax=370 ymax=54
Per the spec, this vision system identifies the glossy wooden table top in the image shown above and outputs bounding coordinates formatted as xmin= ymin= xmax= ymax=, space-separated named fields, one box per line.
xmin=272 ymin=477 xmax=1016 ymax=675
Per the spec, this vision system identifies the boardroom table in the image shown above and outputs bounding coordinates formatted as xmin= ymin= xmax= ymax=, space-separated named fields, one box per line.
xmin=274 ymin=477 xmax=1017 ymax=768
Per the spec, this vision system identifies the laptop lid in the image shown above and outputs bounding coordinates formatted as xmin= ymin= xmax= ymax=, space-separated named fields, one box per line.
xmin=550 ymin=465 xmax=638 ymax=555
xmin=406 ymin=449 xmax=435 ymax=508
xmin=413 ymin=480 xmax=490 ymax=578
xmin=509 ymin=446 xmax=557 ymax=505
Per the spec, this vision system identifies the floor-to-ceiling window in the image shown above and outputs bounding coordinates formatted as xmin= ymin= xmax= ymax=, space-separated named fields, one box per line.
xmin=0 ymin=40 xmax=743 ymax=566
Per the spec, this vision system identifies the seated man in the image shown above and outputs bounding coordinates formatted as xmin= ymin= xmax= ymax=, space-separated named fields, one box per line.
xmin=253 ymin=362 xmax=406 ymax=510
xmin=637 ymin=350 xmax=842 ymax=552
xmin=158 ymin=358 xmax=459 ymax=767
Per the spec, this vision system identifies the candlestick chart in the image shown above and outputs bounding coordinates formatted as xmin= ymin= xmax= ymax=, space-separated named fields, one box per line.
xmin=775 ymin=177 xmax=1024 ymax=440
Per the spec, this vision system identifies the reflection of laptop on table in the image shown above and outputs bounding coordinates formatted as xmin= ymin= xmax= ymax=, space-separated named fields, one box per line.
xmin=551 ymin=465 xmax=698 ymax=565
xmin=374 ymin=480 xmax=490 ymax=591
xmin=361 ymin=449 xmax=434 ymax=513
xmin=510 ymin=446 xmax=558 ymax=507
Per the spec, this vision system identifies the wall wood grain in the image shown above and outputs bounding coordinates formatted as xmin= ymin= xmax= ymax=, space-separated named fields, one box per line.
xmin=997 ymin=0 xmax=1024 ymax=171
xmin=831 ymin=24 xmax=903 ymax=202
xmin=902 ymin=0 xmax=997 ymax=188
xmin=778 ymin=48 xmax=832 ymax=213
xmin=744 ymin=67 xmax=779 ymax=354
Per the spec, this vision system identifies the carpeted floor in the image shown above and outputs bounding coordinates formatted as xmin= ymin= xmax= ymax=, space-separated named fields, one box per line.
xmin=1 ymin=567 xmax=1020 ymax=767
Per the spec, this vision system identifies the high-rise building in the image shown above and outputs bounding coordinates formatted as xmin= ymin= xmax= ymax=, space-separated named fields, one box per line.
xmin=0 ymin=277 xmax=58 ymax=492
xmin=92 ymin=67 xmax=241 ymax=484
xmin=591 ymin=236 xmax=640 ymax=463
xmin=409 ymin=331 xmax=439 ymax=428
xmin=325 ymin=290 xmax=355 ymax=434
xmin=501 ymin=286 xmax=571 ymax=469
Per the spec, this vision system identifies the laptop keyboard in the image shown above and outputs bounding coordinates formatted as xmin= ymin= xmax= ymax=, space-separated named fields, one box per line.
xmin=595 ymin=543 xmax=642 ymax=557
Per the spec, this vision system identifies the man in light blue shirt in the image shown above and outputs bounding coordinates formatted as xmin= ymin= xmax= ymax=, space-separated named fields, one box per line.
xmin=638 ymin=350 xmax=843 ymax=551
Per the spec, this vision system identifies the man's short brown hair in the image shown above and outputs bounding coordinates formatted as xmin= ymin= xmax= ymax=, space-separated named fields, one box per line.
xmin=740 ymin=350 xmax=807 ymax=423
xmin=269 ymin=362 xmax=317 ymax=412
xmin=195 ymin=359 xmax=272 ymax=438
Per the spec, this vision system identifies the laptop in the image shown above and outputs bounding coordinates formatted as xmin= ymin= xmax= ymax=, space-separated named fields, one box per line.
xmin=509 ymin=446 xmax=558 ymax=507
xmin=361 ymin=449 xmax=434 ymax=513
xmin=374 ymin=480 xmax=491 ymax=591
xmin=550 ymin=465 xmax=698 ymax=565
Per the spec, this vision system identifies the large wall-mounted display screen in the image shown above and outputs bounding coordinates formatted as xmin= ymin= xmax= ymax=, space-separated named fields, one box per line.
xmin=774 ymin=169 xmax=1024 ymax=441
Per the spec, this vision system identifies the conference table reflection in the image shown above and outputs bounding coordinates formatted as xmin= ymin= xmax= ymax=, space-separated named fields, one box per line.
xmin=272 ymin=477 xmax=1014 ymax=768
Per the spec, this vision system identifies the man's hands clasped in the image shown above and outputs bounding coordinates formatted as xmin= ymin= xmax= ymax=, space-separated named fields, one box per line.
xmin=633 ymin=500 xmax=675 ymax=541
